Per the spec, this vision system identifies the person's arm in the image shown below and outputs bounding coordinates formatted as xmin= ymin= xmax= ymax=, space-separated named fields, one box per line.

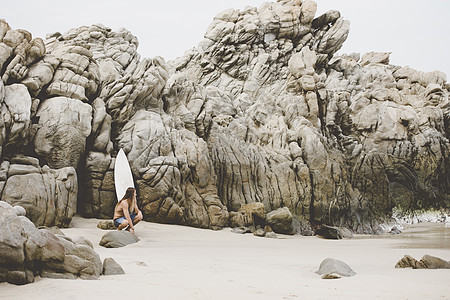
xmin=134 ymin=197 xmax=143 ymax=219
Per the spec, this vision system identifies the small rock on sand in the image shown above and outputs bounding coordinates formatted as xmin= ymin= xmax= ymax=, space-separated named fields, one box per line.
xmin=97 ymin=220 xmax=116 ymax=230
xmin=99 ymin=231 xmax=139 ymax=248
xmin=395 ymin=254 xmax=450 ymax=269
xmin=102 ymin=257 xmax=125 ymax=275
xmin=389 ymin=226 xmax=401 ymax=234
xmin=316 ymin=258 xmax=356 ymax=279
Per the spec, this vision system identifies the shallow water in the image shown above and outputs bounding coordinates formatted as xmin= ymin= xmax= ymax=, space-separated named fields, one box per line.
xmin=393 ymin=223 xmax=450 ymax=249
xmin=356 ymin=223 xmax=450 ymax=250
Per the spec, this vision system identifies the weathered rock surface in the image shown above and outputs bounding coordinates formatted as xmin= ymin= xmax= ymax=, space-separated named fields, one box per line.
xmin=395 ymin=255 xmax=423 ymax=269
xmin=0 ymin=201 xmax=102 ymax=285
xmin=316 ymin=225 xmax=353 ymax=239
xmin=231 ymin=227 xmax=252 ymax=234
xmin=34 ymin=96 xmax=92 ymax=168
xmin=1 ymin=84 xmax=32 ymax=155
xmin=102 ymin=257 xmax=125 ymax=275
xmin=265 ymin=207 xmax=294 ymax=235
xmin=389 ymin=226 xmax=402 ymax=235
xmin=395 ymin=255 xmax=450 ymax=269
xmin=420 ymin=254 xmax=450 ymax=269
xmin=253 ymin=228 xmax=266 ymax=237
xmin=316 ymin=258 xmax=356 ymax=279
xmin=0 ymin=21 xmax=45 ymax=84
xmin=0 ymin=0 xmax=448 ymax=232
xmin=13 ymin=205 xmax=26 ymax=216
xmin=42 ymin=235 xmax=102 ymax=280
xmin=1 ymin=155 xmax=77 ymax=227
xmin=265 ymin=231 xmax=278 ymax=239
xmin=229 ymin=202 xmax=266 ymax=228
xmin=97 ymin=220 xmax=116 ymax=230
xmin=99 ymin=231 xmax=140 ymax=248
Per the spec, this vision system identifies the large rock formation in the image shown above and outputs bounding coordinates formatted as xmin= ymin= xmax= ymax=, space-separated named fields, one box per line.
xmin=0 ymin=201 xmax=102 ymax=285
xmin=0 ymin=0 xmax=448 ymax=232
xmin=1 ymin=155 xmax=77 ymax=227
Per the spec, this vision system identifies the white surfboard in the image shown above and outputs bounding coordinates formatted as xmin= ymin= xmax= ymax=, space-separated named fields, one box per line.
xmin=114 ymin=149 xmax=135 ymax=201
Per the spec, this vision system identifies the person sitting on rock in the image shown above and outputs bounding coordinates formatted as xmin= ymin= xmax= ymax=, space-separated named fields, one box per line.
xmin=113 ymin=187 xmax=143 ymax=234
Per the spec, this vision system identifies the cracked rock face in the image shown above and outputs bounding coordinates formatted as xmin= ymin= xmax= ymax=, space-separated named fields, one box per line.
xmin=0 ymin=0 xmax=448 ymax=232
xmin=166 ymin=0 xmax=448 ymax=232
xmin=1 ymin=155 xmax=77 ymax=227
xmin=0 ymin=201 xmax=101 ymax=285
xmin=34 ymin=97 xmax=92 ymax=169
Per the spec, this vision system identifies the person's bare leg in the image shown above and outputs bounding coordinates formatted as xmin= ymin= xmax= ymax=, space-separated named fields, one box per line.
xmin=117 ymin=220 xmax=129 ymax=231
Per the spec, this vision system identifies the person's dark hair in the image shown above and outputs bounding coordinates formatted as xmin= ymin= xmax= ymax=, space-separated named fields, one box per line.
xmin=117 ymin=187 xmax=136 ymax=213
xmin=121 ymin=187 xmax=136 ymax=201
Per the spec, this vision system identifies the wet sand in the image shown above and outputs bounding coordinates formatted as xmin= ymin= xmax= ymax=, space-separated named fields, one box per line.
xmin=1 ymin=217 xmax=449 ymax=300
xmin=357 ymin=222 xmax=450 ymax=249
xmin=394 ymin=223 xmax=450 ymax=249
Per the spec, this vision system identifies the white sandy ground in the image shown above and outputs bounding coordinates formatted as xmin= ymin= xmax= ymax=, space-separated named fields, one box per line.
xmin=1 ymin=217 xmax=449 ymax=300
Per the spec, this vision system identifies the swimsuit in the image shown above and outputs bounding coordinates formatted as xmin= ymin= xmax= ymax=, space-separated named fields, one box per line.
xmin=113 ymin=213 xmax=137 ymax=228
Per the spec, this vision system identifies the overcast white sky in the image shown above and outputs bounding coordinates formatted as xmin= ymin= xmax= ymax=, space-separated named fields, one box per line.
xmin=2 ymin=0 xmax=449 ymax=77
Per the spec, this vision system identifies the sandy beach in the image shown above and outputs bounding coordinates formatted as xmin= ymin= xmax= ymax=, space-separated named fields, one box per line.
xmin=1 ymin=217 xmax=449 ymax=300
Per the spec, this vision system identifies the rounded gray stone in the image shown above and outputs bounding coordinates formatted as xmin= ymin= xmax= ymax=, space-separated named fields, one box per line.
xmin=316 ymin=258 xmax=356 ymax=278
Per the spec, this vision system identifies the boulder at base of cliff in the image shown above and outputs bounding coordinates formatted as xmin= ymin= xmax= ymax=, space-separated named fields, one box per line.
xmin=316 ymin=225 xmax=353 ymax=239
xmin=265 ymin=207 xmax=294 ymax=235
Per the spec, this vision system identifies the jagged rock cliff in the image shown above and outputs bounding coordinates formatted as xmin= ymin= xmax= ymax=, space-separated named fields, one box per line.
xmin=0 ymin=0 xmax=448 ymax=233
